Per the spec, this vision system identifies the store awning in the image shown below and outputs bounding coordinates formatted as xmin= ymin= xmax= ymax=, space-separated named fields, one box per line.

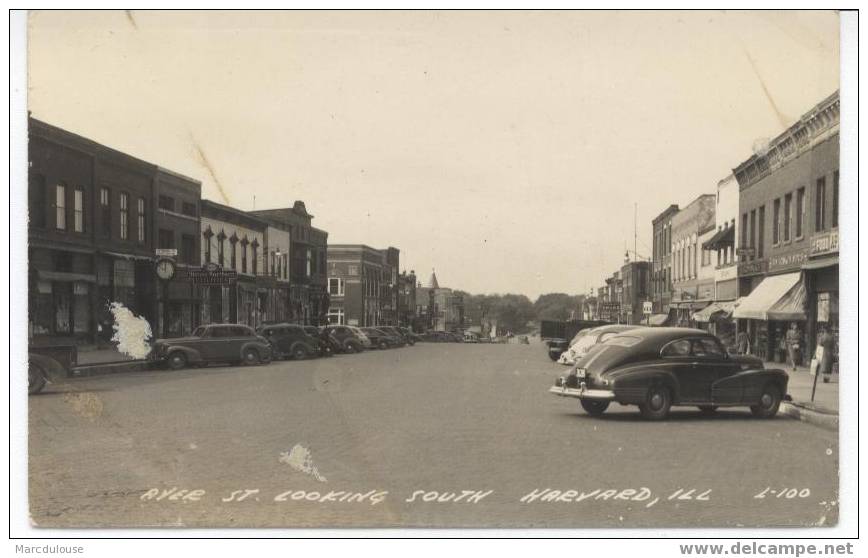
xmin=692 ymin=299 xmax=740 ymax=322
xmin=101 ymin=251 xmax=154 ymax=261
xmin=647 ymin=313 xmax=671 ymax=326
xmin=702 ymin=226 xmax=735 ymax=250
xmin=38 ymin=270 xmax=96 ymax=283
xmin=732 ymin=272 xmax=805 ymax=321
xmin=802 ymin=256 xmax=839 ymax=271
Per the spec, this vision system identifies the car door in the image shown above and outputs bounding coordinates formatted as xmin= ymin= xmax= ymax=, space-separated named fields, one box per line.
xmin=696 ymin=337 xmax=744 ymax=405
xmin=660 ymin=338 xmax=695 ymax=402
xmin=197 ymin=326 xmax=226 ymax=360
xmin=687 ymin=337 xmax=731 ymax=404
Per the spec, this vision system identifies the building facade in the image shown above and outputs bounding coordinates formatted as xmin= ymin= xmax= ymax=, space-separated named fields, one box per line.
xmin=200 ymin=200 xmax=270 ymax=328
xmin=153 ymin=167 xmax=203 ymax=338
xmin=732 ymin=91 xmax=839 ymax=363
xmin=251 ymin=202 xmax=329 ymax=325
xmin=651 ymin=204 xmax=679 ymax=318
xmin=619 ymin=260 xmax=651 ymax=325
xmin=415 ymin=270 xmax=464 ymax=331
xmin=28 ymin=117 xmax=161 ymax=345
xmin=670 ymin=194 xmax=716 ymax=325
xmin=326 ymin=245 xmax=400 ymax=327
xmin=396 ymin=270 xmax=417 ymax=328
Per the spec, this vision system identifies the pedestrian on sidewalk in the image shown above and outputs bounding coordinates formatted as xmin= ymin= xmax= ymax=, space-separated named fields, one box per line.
xmin=817 ymin=326 xmax=836 ymax=383
xmin=736 ymin=329 xmax=751 ymax=355
xmin=785 ymin=322 xmax=802 ymax=371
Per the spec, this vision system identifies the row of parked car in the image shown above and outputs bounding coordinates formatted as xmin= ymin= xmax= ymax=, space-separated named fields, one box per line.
xmin=150 ymin=323 xmax=421 ymax=370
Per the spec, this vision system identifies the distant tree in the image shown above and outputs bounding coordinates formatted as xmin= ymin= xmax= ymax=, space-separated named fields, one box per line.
xmin=534 ymin=293 xmax=587 ymax=321
xmin=493 ymin=294 xmax=535 ymax=333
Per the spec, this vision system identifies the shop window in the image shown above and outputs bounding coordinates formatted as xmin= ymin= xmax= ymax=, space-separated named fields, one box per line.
xmin=55 ymin=184 xmax=66 ymax=230
xmin=815 ymin=177 xmax=827 ymax=232
xmin=73 ymin=282 xmax=90 ymax=333
xmin=29 ymin=174 xmax=46 ymax=228
xmin=54 ymin=285 xmax=72 ymax=333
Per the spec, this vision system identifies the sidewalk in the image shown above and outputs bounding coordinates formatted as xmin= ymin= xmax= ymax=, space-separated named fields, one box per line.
xmin=71 ymin=344 xmax=151 ymax=377
xmin=76 ymin=345 xmax=138 ymax=365
xmin=766 ymin=360 xmax=839 ymax=430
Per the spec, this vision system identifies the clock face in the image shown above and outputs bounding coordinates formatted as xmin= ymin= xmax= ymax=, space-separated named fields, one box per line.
xmin=155 ymin=258 xmax=176 ymax=281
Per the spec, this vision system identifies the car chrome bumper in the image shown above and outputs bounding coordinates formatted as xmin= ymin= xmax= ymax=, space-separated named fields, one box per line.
xmin=548 ymin=385 xmax=616 ymax=400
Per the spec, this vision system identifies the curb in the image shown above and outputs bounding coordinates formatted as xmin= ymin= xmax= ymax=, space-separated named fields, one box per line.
xmin=70 ymin=360 xmax=153 ymax=378
xmin=780 ymin=401 xmax=838 ymax=430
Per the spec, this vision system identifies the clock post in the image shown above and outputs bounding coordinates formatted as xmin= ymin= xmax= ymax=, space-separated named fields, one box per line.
xmin=155 ymin=249 xmax=178 ymax=337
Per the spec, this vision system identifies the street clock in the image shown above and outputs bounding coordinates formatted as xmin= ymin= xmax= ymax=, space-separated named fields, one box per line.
xmin=155 ymin=257 xmax=176 ymax=281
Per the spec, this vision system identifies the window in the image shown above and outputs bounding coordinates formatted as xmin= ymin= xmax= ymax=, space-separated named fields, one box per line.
xmin=740 ymin=213 xmax=748 ymax=249
xmin=217 ymin=232 xmax=225 ymax=267
xmin=306 ymin=249 xmax=312 ymax=277
xmin=158 ymin=229 xmax=175 ymax=249
xmin=230 ymin=237 xmax=237 ymax=270
xmin=55 ymin=184 xmax=66 ymax=230
xmin=832 ymin=171 xmax=839 ymax=228
xmin=701 ymin=248 xmax=710 ymax=267
xmin=795 ymin=187 xmax=805 ymax=238
xmin=757 ymin=205 xmax=765 ymax=258
xmin=661 ymin=339 xmax=691 ymax=357
xmin=120 ymin=193 xmax=129 ymax=240
xmin=28 ymin=174 xmax=47 ymax=228
xmin=182 ymin=202 xmax=197 ymax=217
xmin=203 ymin=229 xmax=213 ymax=263
xmin=329 ymin=278 xmax=345 ymax=296
xmin=158 ymin=195 xmax=175 ymax=211
xmin=73 ymin=188 xmax=85 ymax=232
xmin=137 ymin=197 xmax=146 ymax=243
xmin=252 ymin=242 xmax=258 ymax=274
xmin=327 ymin=307 xmax=345 ymax=325
xmin=692 ymin=337 xmax=725 ymax=358
xmin=815 ymin=177 xmax=826 ymax=232
xmin=749 ymin=209 xmax=756 ymax=257
xmin=284 ymin=254 xmax=289 ymax=280
xmin=181 ymin=234 xmax=195 ymax=265
xmin=241 ymin=240 xmax=248 ymax=273
xmin=773 ymin=198 xmax=780 ymax=244
xmin=783 ymin=193 xmax=792 ymax=242
xmin=348 ymin=265 xmax=359 ymax=276
xmin=100 ymin=187 xmax=111 ymax=237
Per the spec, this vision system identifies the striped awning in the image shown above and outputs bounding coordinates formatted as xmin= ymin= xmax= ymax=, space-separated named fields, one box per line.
xmin=733 ymin=272 xmax=806 ymax=321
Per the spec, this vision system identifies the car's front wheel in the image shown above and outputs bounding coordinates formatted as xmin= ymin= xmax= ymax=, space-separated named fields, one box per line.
xmin=580 ymin=399 xmax=609 ymax=417
xmin=242 ymin=348 xmax=261 ymax=366
xmin=750 ymin=383 xmax=782 ymax=418
xmin=167 ymin=351 xmax=188 ymax=370
xmin=291 ymin=345 xmax=308 ymax=360
xmin=28 ymin=362 xmax=47 ymax=395
xmin=639 ymin=385 xmax=672 ymax=420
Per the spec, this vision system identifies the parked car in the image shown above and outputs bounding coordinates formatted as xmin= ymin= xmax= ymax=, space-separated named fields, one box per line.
xmin=396 ymin=327 xmax=420 ymax=345
xmin=151 ymin=324 xmax=272 ymax=370
xmin=557 ymin=324 xmax=641 ymax=365
xmin=379 ymin=326 xmax=414 ymax=346
xmin=322 ymin=325 xmax=371 ymax=353
xmin=362 ymin=327 xmax=402 ymax=349
xmin=302 ymin=325 xmax=337 ymax=357
xmin=258 ymin=323 xmax=320 ymax=360
xmin=28 ymin=344 xmax=78 ymax=394
xmin=549 ymin=327 xmax=788 ymax=420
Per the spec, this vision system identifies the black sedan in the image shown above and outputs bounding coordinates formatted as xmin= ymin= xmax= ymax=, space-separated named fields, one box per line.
xmin=549 ymin=327 xmax=788 ymax=420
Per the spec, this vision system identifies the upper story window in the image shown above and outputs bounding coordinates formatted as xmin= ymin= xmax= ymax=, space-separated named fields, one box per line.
xmin=251 ymin=240 xmax=259 ymax=274
xmin=158 ymin=195 xmax=175 ymax=212
xmin=73 ymin=188 xmax=85 ymax=233
xmin=329 ymin=277 xmax=345 ymax=296
xmin=119 ymin=193 xmax=130 ymax=240
xmin=29 ymin=174 xmax=47 ymax=229
xmin=182 ymin=202 xmax=197 ymax=217
xmin=795 ymin=187 xmax=805 ymax=238
xmin=230 ymin=235 xmax=238 ymax=270
xmin=306 ymin=249 xmax=312 ymax=277
xmin=137 ymin=197 xmax=146 ymax=243
xmin=158 ymin=229 xmax=175 ymax=249
xmin=181 ymin=234 xmax=196 ymax=265
xmin=832 ymin=171 xmax=839 ymax=228
xmin=203 ymin=228 xmax=213 ymax=263
xmin=815 ymin=177 xmax=827 ymax=232
xmin=241 ymin=238 xmax=248 ymax=273
xmin=757 ymin=204 xmax=765 ymax=258
xmin=217 ymin=230 xmax=226 ymax=267
xmin=783 ymin=193 xmax=792 ymax=242
xmin=772 ymin=198 xmax=781 ymax=245
xmin=100 ymin=187 xmax=111 ymax=237
xmin=55 ymin=184 xmax=66 ymax=230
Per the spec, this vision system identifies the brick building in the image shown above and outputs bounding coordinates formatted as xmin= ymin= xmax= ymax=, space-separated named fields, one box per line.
xmin=326 ymin=245 xmax=400 ymax=326
xmin=732 ymin=91 xmax=839 ymax=363
xmin=650 ymin=204 xmax=679 ymax=323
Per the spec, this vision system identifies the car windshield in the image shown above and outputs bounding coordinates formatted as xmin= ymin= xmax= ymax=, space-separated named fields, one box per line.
xmin=603 ymin=335 xmax=642 ymax=347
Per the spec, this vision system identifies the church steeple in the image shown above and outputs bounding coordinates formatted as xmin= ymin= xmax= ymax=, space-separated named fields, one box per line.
xmin=427 ymin=268 xmax=440 ymax=289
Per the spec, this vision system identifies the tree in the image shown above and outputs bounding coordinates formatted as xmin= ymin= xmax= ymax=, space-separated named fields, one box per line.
xmin=533 ymin=293 xmax=585 ymax=321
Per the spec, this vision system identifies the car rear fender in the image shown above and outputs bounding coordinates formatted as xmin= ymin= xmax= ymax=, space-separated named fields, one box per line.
xmin=607 ymin=366 xmax=681 ymax=404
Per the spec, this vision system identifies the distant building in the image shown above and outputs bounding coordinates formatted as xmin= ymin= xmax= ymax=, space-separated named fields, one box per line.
xmin=619 ymin=260 xmax=651 ymax=325
xmin=397 ymin=270 xmax=417 ymax=328
xmin=651 ymin=204 xmax=679 ymax=320
xmin=325 ymin=245 xmax=400 ymax=326
xmin=416 ymin=270 xmax=464 ymax=331
xmin=251 ymin=202 xmax=329 ymax=325
xmin=671 ymin=194 xmax=717 ymax=325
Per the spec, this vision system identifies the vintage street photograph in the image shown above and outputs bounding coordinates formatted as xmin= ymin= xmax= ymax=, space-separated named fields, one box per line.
xmin=18 ymin=10 xmax=848 ymax=530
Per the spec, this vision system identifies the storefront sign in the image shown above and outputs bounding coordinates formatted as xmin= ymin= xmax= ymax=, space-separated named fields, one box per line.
xmin=810 ymin=230 xmax=839 ymax=256
xmin=716 ymin=265 xmax=738 ymax=282
xmin=188 ymin=263 xmax=238 ymax=286
xmin=737 ymin=259 xmax=767 ymax=277
xmin=768 ymin=250 xmax=809 ymax=272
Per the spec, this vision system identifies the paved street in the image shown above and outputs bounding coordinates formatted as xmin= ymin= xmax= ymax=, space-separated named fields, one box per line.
xmin=29 ymin=343 xmax=838 ymax=529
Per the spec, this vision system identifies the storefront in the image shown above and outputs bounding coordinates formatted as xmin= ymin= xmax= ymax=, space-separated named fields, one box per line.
xmin=692 ymin=299 xmax=739 ymax=350
xmin=733 ymin=271 xmax=807 ymax=362
xmin=802 ymin=230 xmax=839 ymax=374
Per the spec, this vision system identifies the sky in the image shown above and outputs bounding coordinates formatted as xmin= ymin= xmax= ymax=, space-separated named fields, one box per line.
xmin=27 ymin=10 xmax=840 ymax=300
